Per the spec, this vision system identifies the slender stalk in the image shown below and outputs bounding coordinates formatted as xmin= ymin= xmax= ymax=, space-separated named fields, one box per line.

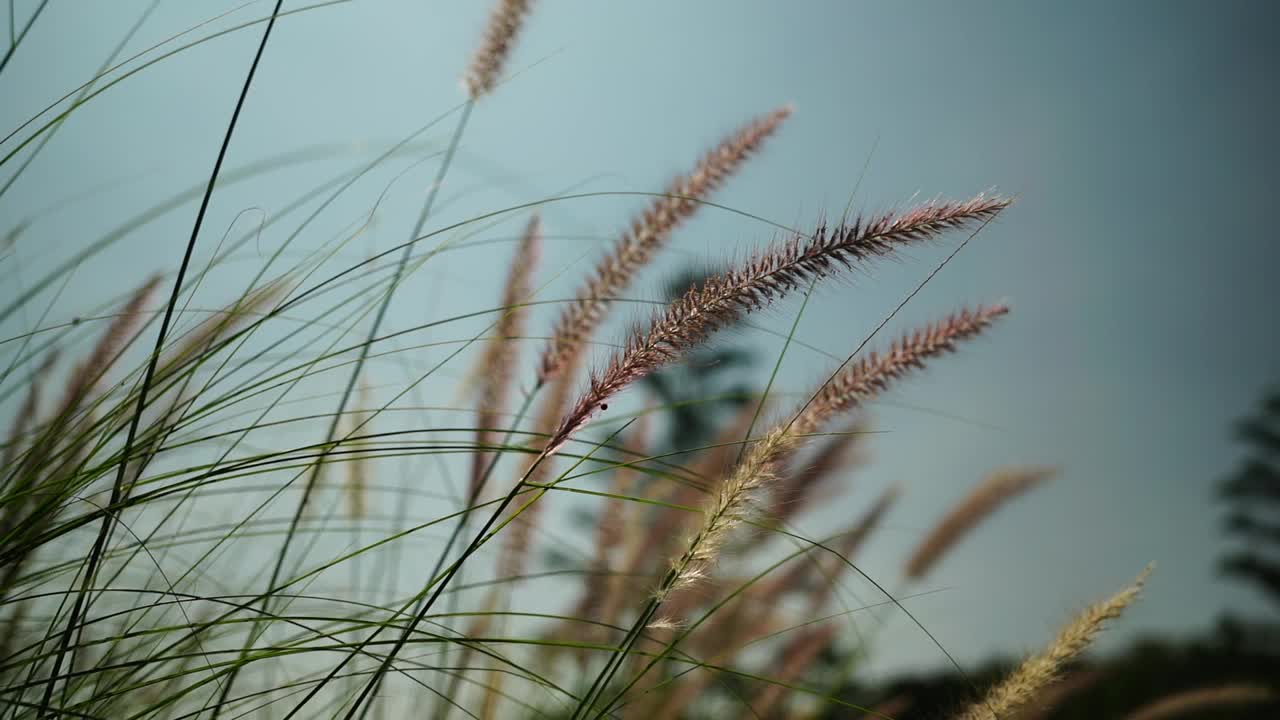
xmin=330 ymin=447 xmax=554 ymax=719
xmin=283 ymin=370 xmax=554 ymax=719
xmin=0 ymin=1 xmax=160 ymax=203
xmin=36 ymin=3 xmax=285 ymax=716
xmin=216 ymin=91 xmax=476 ymax=720
xmin=0 ymin=0 xmax=47 ymax=77
xmin=402 ymin=386 xmax=543 ymax=720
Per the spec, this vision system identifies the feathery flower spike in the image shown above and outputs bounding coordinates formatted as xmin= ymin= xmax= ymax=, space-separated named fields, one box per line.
xmin=546 ymin=195 xmax=1010 ymax=455
xmin=662 ymin=304 xmax=1008 ymax=597
xmin=952 ymin=565 xmax=1152 ymax=720
xmin=57 ymin=275 xmax=161 ymax=416
xmin=539 ymin=106 xmax=792 ymax=383
xmin=471 ymin=214 xmax=542 ymax=498
xmin=904 ymin=465 xmax=1055 ymax=579
xmin=462 ymin=0 xmax=535 ymax=99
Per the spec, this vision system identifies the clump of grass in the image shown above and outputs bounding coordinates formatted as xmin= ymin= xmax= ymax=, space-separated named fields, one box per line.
xmin=0 ymin=2 xmax=1184 ymax=719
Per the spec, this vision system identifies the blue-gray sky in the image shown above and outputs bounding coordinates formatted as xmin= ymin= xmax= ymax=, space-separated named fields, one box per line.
xmin=2 ymin=0 xmax=1278 ymax=677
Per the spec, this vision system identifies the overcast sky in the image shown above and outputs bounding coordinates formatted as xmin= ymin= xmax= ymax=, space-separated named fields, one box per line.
xmin=2 ymin=0 xmax=1278 ymax=678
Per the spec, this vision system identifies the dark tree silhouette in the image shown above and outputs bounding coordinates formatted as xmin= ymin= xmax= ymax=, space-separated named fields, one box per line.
xmin=1219 ymin=388 xmax=1280 ymax=605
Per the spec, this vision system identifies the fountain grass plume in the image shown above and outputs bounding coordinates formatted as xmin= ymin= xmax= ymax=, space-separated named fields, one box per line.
xmin=547 ymin=196 xmax=1011 ymax=455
